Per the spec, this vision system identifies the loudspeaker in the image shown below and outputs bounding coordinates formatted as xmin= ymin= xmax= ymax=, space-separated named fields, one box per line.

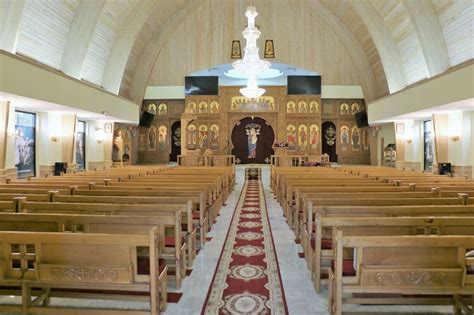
xmin=139 ymin=111 xmax=155 ymax=128
xmin=439 ymin=162 xmax=451 ymax=175
xmin=54 ymin=162 xmax=68 ymax=176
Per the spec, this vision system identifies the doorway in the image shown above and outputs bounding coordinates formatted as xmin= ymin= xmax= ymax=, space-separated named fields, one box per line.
xmin=322 ymin=121 xmax=337 ymax=162
xmin=231 ymin=117 xmax=275 ymax=164
xmin=169 ymin=121 xmax=181 ymax=162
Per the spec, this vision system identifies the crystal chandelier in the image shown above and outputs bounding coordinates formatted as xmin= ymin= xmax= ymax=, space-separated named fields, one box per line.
xmin=232 ymin=6 xmax=271 ymax=99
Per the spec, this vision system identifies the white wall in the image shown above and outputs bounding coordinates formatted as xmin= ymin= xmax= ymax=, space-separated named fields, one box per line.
xmin=376 ymin=123 xmax=396 ymax=166
xmin=403 ymin=120 xmax=424 ymax=164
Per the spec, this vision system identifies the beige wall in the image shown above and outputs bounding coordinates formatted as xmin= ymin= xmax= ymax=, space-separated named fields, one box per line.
xmin=368 ymin=63 xmax=474 ymax=124
xmin=3 ymin=102 xmax=115 ymax=177
xmin=0 ymin=52 xmax=139 ymax=123
xmin=375 ymin=123 xmax=395 ymax=166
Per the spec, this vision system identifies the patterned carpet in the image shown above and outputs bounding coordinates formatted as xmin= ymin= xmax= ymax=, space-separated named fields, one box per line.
xmin=202 ymin=168 xmax=288 ymax=314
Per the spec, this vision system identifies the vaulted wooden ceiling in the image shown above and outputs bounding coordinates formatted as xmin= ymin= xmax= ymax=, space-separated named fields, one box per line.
xmin=0 ymin=0 xmax=472 ymax=104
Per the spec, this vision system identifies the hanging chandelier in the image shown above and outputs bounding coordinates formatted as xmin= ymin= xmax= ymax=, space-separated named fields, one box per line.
xmin=232 ymin=6 xmax=271 ymax=99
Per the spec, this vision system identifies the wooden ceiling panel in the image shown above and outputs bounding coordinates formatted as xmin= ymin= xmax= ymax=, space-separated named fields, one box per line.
xmin=81 ymin=0 xmax=140 ymax=86
xmin=16 ymin=0 xmax=78 ymax=69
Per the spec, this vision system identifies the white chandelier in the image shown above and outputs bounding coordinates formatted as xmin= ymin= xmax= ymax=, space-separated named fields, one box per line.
xmin=232 ymin=6 xmax=271 ymax=99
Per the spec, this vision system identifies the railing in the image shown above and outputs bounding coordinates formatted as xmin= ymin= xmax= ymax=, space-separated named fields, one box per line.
xmin=270 ymin=154 xmax=330 ymax=167
xmin=177 ymin=155 xmax=236 ymax=167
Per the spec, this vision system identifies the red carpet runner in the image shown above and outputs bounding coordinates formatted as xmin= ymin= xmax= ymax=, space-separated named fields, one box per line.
xmin=202 ymin=170 xmax=288 ymax=314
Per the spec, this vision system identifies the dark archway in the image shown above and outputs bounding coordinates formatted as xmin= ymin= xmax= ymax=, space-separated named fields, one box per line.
xmin=169 ymin=121 xmax=181 ymax=162
xmin=322 ymin=121 xmax=337 ymax=162
xmin=231 ymin=117 xmax=275 ymax=164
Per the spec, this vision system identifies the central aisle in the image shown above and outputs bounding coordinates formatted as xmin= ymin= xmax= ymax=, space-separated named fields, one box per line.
xmin=202 ymin=168 xmax=287 ymax=314
xmin=164 ymin=166 xmax=327 ymax=315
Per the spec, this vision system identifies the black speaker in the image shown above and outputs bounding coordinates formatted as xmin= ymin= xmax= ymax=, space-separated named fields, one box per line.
xmin=139 ymin=111 xmax=155 ymax=128
xmin=439 ymin=162 xmax=451 ymax=175
xmin=355 ymin=111 xmax=369 ymax=128
xmin=54 ymin=162 xmax=68 ymax=176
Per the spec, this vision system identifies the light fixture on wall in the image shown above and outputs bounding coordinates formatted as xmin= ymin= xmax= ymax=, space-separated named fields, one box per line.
xmin=50 ymin=134 xmax=59 ymax=142
xmin=406 ymin=138 xmax=412 ymax=144
xmin=232 ymin=6 xmax=271 ymax=99
xmin=451 ymin=135 xmax=460 ymax=141
xmin=95 ymin=127 xmax=104 ymax=144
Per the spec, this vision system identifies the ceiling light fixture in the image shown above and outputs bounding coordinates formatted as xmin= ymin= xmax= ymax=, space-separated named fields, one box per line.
xmin=232 ymin=6 xmax=271 ymax=99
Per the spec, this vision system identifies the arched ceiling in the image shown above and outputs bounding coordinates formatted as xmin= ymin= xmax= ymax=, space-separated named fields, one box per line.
xmin=0 ymin=0 xmax=472 ymax=105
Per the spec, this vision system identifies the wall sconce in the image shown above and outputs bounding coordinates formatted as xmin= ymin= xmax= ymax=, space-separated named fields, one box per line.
xmin=451 ymin=135 xmax=460 ymax=142
xmin=406 ymin=139 xmax=412 ymax=144
xmin=95 ymin=127 xmax=104 ymax=144
xmin=51 ymin=135 xmax=59 ymax=142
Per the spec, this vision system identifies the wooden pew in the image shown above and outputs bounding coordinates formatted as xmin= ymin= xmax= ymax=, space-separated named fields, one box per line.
xmin=307 ymin=215 xmax=474 ymax=293
xmin=0 ymin=229 xmax=167 ymax=315
xmin=7 ymin=199 xmax=187 ymax=289
xmin=328 ymin=234 xmax=474 ymax=315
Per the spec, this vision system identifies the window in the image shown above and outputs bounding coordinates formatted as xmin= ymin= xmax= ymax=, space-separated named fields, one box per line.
xmin=424 ymin=120 xmax=434 ymax=171
xmin=15 ymin=111 xmax=36 ymax=178
xmin=75 ymin=121 xmax=86 ymax=170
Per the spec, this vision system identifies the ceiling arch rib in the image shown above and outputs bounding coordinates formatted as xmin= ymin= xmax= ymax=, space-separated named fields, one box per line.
xmin=103 ymin=0 xmax=158 ymax=94
xmin=304 ymin=0 xmax=378 ymax=102
xmin=402 ymin=0 xmax=449 ymax=77
xmin=0 ymin=0 xmax=26 ymax=53
xmin=351 ymin=0 xmax=407 ymax=93
xmin=129 ymin=0 xmax=201 ymax=104
xmin=60 ymin=0 xmax=106 ymax=78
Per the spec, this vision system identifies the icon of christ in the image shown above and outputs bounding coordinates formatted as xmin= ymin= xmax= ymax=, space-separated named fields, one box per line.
xmin=246 ymin=124 xmax=260 ymax=159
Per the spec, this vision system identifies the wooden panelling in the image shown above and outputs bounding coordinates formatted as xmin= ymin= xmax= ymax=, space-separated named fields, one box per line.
xmin=16 ymin=0 xmax=78 ymax=69
xmin=81 ymin=0 xmax=140 ymax=86
xmin=433 ymin=0 xmax=474 ymax=67
xmin=372 ymin=0 xmax=427 ymax=85
xmin=145 ymin=0 xmax=361 ymax=87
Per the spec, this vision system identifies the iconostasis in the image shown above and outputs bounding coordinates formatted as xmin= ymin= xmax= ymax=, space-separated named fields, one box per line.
xmin=138 ymin=86 xmax=370 ymax=164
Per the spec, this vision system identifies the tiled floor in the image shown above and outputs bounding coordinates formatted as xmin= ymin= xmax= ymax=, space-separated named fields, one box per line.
xmin=0 ymin=165 xmax=455 ymax=314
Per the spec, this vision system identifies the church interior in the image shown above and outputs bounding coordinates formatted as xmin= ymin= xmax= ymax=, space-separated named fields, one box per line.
xmin=0 ymin=0 xmax=473 ymax=314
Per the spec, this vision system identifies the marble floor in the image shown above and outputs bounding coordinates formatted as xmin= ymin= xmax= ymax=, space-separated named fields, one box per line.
xmin=0 ymin=165 xmax=455 ymax=314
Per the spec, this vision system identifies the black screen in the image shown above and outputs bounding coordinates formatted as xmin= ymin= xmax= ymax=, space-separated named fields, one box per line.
xmin=185 ymin=76 xmax=219 ymax=96
xmin=355 ymin=111 xmax=369 ymax=128
xmin=287 ymin=75 xmax=321 ymax=95
xmin=139 ymin=111 xmax=155 ymax=128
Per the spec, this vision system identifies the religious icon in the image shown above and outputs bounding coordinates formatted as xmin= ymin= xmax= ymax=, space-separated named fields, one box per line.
xmin=340 ymin=125 xmax=350 ymax=145
xmin=298 ymin=101 xmax=308 ymax=114
xmin=198 ymin=101 xmax=208 ymax=114
xmin=298 ymin=125 xmax=308 ymax=151
xmin=158 ymin=103 xmax=167 ymax=116
xmin=210 ymin=124 xmax=220 ymax=151
xmin=352 ymin=126 xmax=360 ymax=151
xmin=138 ymin=131 xmax=146 ymax=151
xmin=148 ymin=126 xmax=156 ymax=151
xmin=113 ymin=129 xmax=124 ymax=161
xmin=363 ymin=129 xmax=369 ymax=150
xmin=231 ymin=40 xmax=242 ymax=59
xmin=186 ymin=102 xmax=197 ymax=114
xmin=340 ymin=103 xmax=350 ymax=115
xmin=147 ymin=103 xmax=157 ymax=115
xmin=187 ymin=123 xmax=197 ymax=149
xmin=309 ymin=101 xmax=319 ymax=114
xmin=286 ymin=101 xmax=296 ymax=114
xmin=351 ymin=103 xmax=361 ymax=114
xmin=264 ymin=40 xmax=275 ymax=58
xmin=158 ymin=125 xmax=167 ymax=152
xmin=245 ymin=123 xmax=261 ymax=159
xmin=209 ymin=101 xmax=220 ymax=114
xmin=198 ymin=125 xmax=208 ymax=149
xmin=309 ymin=124 xmax=320 ymax=150
xmin=173 ymin=126 xmax=181 ymax=147
xmin=286 ymin=124 xmax=297 ymax=150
